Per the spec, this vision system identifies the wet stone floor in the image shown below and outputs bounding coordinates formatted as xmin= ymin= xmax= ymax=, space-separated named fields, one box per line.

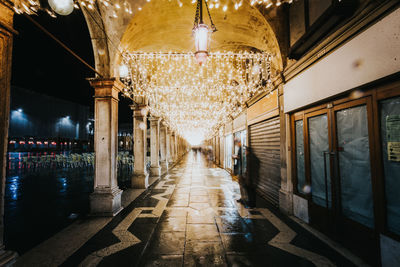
xmin=61 ymin=152 xmax=356 ymax=267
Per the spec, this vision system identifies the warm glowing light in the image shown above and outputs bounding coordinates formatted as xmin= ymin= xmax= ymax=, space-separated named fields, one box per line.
xmin=122 ymin=52 xmax=272 ymax=140
xmin=48 ymin=0 xmax=74 ymax=15
xmin=186 ymin=131 xmax=205 ymax=146
xmin=119 ymin=64 xmax=129 ymax=78
xmin=193 ymin=24 xmax=210 ymax=65
xmin=139 ymin=122 xmax=146 ymax=130
xmin=14 ymin=0 xmax=294 ymax=16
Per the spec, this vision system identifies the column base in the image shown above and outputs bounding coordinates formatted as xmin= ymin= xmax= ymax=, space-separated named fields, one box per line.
xmin=132 ymin=172 xmax=149 ymax=189
xmin=150 ymin=166 xmax=161 ymax=177
xmin=279 ymin=188 xmax=293 ymax=215
xmin=160 ymin=161 xmax=168 ymax=173
xmin=0 ymin=246 xmax=18 ymax=267
xmin=90 ymin=187 xmax=123 ymax=217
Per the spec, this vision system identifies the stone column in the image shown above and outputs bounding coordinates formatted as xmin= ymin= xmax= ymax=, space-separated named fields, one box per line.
xmin=171 ymin=132 xmax=177 ymax=161
xmin=167 ymin=129 xmax=173 ymax=165
xmin=174 ymin=134 xmax=178 ymax=160
xmin=279 ymin=91 xmax=293 ymax=215
xmin=132 ymin=105 xmax=149 ymax=188
xmin=149 ymin=117 xmax=161 ymax=177
xmin=178 ymin=137 xmax=181 ymax=157
xmin=160 ymin=123 xmax=168 ymax=171
xmin=90 ymin=78 xmax=123 ymax=216
xmin=0 ymin=2 xmax=18 ymax=264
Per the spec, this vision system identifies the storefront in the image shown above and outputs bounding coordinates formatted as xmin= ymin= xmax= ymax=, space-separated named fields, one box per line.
xmin=247 ymin=90 xmax=281 ymax=207
xmin=285 ymin=7 xmax=400 ymax=265
xmin=232 ymin=111 xmax=247 ymax=176
xmin=219 ymin=127 xmax=224 ymax=168
xmin=224 ymin=133 xmax=233 ymax=172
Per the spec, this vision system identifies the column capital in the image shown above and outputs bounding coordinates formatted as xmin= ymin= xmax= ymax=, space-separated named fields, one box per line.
xmin=89 ymin=78 xmax=124 ymax=100
xmin=149 ymin=116 xmax=161 ymax=122
xmin=130 ymin=105 xmax=149 ymax=118
xmin=0 ymin=1 xmax=17 ymax=36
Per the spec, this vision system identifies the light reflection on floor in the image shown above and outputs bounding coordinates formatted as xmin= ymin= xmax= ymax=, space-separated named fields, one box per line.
xmin=4 ymin=151 xmax=132 ymax=255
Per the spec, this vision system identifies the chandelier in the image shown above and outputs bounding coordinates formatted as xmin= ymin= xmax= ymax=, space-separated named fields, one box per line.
xmin=121 ymin=51 xmax=272 ymax=141
xmin=192 ymin=0 xmax=217 ymax=65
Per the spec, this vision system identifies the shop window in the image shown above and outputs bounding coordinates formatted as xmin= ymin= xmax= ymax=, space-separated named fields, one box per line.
xmin=336 ymin=105 xmax=374 ymax=228
xmin=295 ymin=120 xmax=306 ymax=193
xmin=308 ymin=114 xmax=331 ymax=208
xmin=379 ymin=96 xmax=400 ymax=235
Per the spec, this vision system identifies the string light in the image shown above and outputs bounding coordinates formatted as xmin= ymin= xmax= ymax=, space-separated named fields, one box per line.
xmin=121 ymin=51 xmax=273 ymax=142
xmin=11 ymin=0 xmax=134 ymax=17
xmin=11 ymin=0 xmax=294 ymax=16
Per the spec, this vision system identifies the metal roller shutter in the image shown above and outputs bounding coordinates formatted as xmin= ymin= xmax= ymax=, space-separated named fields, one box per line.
xmin=249 ymin=116 xmax=281 ymax=207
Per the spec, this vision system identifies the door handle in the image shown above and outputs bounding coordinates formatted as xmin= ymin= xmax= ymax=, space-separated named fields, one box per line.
xmin=323 ymin=151 xmax=335 ymax=210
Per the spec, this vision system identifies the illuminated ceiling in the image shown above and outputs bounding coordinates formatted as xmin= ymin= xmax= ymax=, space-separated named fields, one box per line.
xmin=119 ymin=0 xmax=281 ymax=144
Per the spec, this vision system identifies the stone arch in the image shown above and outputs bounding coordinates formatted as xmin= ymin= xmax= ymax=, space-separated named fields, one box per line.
xmin=117 ymin=0 xmax=284 ymax=76
xmin=81 ymin=0 xmax=285 ymax=78
xmin=80 ymin=3 xmax=111 ymax=77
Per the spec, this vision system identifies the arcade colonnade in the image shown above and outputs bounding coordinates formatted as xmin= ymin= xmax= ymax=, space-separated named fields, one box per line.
xmin=0 ymin=0 xmax=188 ymax=226
xmin=87 ymin=78 xmax=188 ymax=216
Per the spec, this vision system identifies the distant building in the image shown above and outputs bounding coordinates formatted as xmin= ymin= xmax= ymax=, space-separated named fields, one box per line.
xmin=8 ymin=86 xmax=92 ymax=151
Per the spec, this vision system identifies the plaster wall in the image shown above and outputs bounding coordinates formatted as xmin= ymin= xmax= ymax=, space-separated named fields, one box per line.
xmin=233 ymin=111 xmax=247 ymax=132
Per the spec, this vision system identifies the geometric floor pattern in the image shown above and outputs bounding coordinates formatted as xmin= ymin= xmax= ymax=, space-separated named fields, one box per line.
xmin=61 ymin=151 xmax=357 ymax=266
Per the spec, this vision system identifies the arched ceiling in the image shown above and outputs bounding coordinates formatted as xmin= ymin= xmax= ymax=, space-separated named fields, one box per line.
xmin=119 ymin=0 xmax=282 ymax=71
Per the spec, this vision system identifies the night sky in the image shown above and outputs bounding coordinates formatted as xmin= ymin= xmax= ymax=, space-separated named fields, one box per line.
xmin=11 ymin=10 xmax=133 ymax=123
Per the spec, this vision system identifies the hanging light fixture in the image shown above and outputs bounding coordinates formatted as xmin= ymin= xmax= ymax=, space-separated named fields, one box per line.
xmin=192 ymin=0 xmax=217 ymax=65
xmin=48 ymin=0 xmax=74 ymax=15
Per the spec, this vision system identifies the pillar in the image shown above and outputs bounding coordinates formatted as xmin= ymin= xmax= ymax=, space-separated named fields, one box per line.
xmin=160 ymin=123 xmax=168 ymax=171
xmin=167 ymin=129 xmax=173 ymax=165
xmin=90 ymin=78 xmax=123 ymax=216
xmin=178 ymin=137 xmax=181 ymax=157
xmin=0 ymin=1 xmax=18 ymax=264
xmin=132 ymin=105 xmax=149 ymax=188
xmin=174 ymin=133 xmax=178 ymax=160
xmin=149 ymin=117 xmax=161 ymax=177
xmin=279 ymin=90 xmax=293 ymax=215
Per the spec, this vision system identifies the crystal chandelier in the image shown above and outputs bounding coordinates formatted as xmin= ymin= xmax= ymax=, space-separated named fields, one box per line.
xmin=192 ymin=0 xmax=217 ymax=65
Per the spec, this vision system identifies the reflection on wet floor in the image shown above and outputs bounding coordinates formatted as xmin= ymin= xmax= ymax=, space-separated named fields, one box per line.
xmin=4 ymin=151 xmax=133 ymax=254
xmin=60 ymin=151 xmax=356 ymax=266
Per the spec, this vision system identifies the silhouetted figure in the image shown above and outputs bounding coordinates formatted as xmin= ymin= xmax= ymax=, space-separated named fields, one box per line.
xmin=244 ymin=146 xmax=259 ymax=208
xmin=233 ymin=139 xmax=246 ymax=204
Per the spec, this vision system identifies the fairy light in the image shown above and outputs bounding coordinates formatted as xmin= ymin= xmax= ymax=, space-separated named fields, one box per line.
xmin=11 ymin=0 xmax=293 ymax=17
xmin=121 ymin=51 xmax=273 ymax=141
xmin=10 ymin=0 xmax=134 ymax=17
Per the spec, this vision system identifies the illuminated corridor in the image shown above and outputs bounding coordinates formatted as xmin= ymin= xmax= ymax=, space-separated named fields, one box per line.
xmin=17 ymin=152 xmax=358 ymax=266
xmin=1 ymin=0 xmax=399 ymax=266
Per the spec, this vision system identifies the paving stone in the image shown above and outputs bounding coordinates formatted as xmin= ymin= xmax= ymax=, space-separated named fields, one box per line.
xmin=186 ymin=224 xmax=220 ymax=241
xmin=184 ymin=241 xmax=227 ymax=266
xmin=58 ymin=152 xmax=360 ymax=267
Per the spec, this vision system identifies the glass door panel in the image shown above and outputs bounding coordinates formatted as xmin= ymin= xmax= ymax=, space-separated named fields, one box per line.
xmin=240 ymin=131 xmax=247 ymax=176
xmin=295 ymin=120 xmax=306 ymax=193
xmin=379 ymin=96 xmax=400 ymax=235
xmin=225 ymin=134 xmax=233 ymax=170
xmin=335 ymin=105 xmax=374 ymax=228
xmin=308 ymin=114 xmax=332 ymax=208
